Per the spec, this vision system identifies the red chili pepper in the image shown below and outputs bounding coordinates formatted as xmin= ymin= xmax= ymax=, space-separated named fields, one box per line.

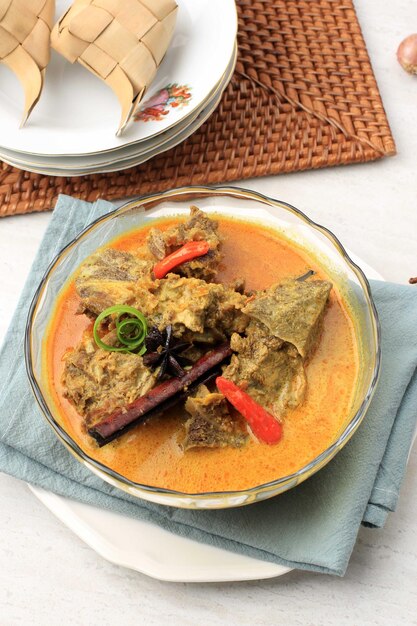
xmin=153 ymin=240 xmax=210 ymax=279
xmin=216 ymin=376 xmax=283 ymax=444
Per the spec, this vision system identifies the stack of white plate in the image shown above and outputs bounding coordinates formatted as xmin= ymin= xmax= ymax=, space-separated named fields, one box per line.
xmin=0 ymin=0 xmax=237 ymax=177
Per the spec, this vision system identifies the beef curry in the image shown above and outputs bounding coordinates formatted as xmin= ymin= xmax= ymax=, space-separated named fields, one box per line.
xmin=44 ymin=208 xmax=359 ymax=493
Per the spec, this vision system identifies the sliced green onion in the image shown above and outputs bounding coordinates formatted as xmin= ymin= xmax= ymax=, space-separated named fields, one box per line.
xmin=93 ymin=305 xmax=148 ymax=355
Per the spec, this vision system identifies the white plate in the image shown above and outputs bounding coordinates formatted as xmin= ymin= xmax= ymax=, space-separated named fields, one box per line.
xmin=0 ymin=71 xmax=226 ymax=176
xmin=0 ymin=0 xmax=237 ymax=156
xmin=28 ymin=253 xmax=384 ymax=583
xmin=0 ymin=46 xmax=235 ymax=169
xmin=0 ymin=45 xmax=236 ymax=174
xmin=28 ymin=485 xmax=292 ymax=583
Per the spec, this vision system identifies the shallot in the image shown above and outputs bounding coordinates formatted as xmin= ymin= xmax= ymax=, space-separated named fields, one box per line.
xmin=397 ymin=34 xmax=417 ymax=75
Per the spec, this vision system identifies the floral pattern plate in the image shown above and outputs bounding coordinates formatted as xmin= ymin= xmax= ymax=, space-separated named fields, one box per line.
xmin=0 ymin=45 xmax=236 ymax=175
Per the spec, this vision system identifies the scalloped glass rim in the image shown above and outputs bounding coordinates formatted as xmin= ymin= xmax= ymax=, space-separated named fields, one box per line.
xmin=25 ymin=186 xmax=381 ymax=509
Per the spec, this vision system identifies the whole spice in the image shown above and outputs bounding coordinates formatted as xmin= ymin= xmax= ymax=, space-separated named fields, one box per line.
xmin=397 ymin=34 xmax=417 ymax=75
xmin=143 ymin=325 xmax=192 ymax=380
xmin=296 ymin=269 xmax=315 ymax=282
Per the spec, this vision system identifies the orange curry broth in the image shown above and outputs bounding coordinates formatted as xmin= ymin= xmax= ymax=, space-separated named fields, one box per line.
xmin=45 ymin=217 xmax=359 ymax=493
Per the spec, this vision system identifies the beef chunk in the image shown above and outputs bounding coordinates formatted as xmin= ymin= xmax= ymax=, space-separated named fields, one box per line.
xmin=176 ymin=248 xmax=220 ymax=282
xmin=149 ymin=274 xmax=248 ymax=337
xmin=164 ymin=206 xmax=220 ymax=249
xmin=222 ymin=321 xmax=307 ymax=418
xmin=75 ymin=249 xmax=153 ymax=316
xmin=62 ymin=330 xmax=156 ymax=427
xmin=146 ymin=206 xmax=222 ymax=281
xmin=147 ymin=228 xmax=166 ymax=260
xmin=74 ymin=247 xmax=247 ymax=340
xmin=183 ymin=385 xmax=248 ymax=450
xmin=243 ymin=278 xmax=332 ymax=358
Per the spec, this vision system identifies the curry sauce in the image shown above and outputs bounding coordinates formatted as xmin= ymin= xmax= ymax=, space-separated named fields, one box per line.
xmin=45 ymin=217 xmax=359 ymax=493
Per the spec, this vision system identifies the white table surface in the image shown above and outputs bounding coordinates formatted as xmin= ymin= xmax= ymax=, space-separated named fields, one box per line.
xmin=1 ymin=1 xmax=417 ymax=624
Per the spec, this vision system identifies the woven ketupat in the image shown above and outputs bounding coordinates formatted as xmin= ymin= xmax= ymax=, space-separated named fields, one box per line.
xmin=0 ymin=0 xmax=54 ymax=125
xmin=0 ymin=0 xmax=396 ymax=217
xmin=51 ymin=0 xmax=178 ymax=134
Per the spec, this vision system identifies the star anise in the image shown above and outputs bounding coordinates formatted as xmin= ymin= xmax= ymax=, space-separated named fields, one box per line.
xmin=143 ymin=325 xmax=192 ymax=380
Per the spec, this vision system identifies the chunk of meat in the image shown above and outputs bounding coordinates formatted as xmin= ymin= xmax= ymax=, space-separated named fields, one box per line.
xmin=243 ymin=278 xmax=332 ymax=358
xmin=147 ymin=206 xmax=222 ymax=281
xmin=222 ymin=321 xmax=307 ymax=418
xmin=148 ymin=274 xmax=248 ymax=338
xmin=205 ymin=285 xmax=249 ymax=336
xmin=164 ymin=206 xmax=220 ymax=249
xmin=181 ymin=329 xmax=226 ymax=346
xmin=74 ymin=249 xmax=247 ymax=340
xmin=62 ymin=330 xmax=156 ymax=427
xmin=183 ymin=385 xmax=248 ymax=450
xmin=175 ymin=249 xmax=220 ymax=282
xmin=75 ymin=249 xmax=153 ymax=316
xmin=147 ymin=228 xmax=166 ymax=260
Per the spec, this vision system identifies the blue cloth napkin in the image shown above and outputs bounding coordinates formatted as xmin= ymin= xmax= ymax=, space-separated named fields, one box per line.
xmin=1 ymin=194 xmax=416 ymax=576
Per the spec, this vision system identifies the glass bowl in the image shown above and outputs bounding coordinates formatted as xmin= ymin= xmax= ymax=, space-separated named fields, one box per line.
xmin=25 ymin=186 xmax=381 ymax=509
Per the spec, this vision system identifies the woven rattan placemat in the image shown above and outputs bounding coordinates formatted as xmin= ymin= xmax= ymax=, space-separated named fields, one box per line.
xmin=0 ymin=0 xmax=395 ymax=217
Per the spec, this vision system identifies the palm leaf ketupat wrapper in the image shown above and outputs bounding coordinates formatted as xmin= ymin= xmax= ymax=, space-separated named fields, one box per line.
xmin=51 ymin=0 xmax=178 ymax=135
xmin=0 ymin=0 xmax=54 ymax=126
